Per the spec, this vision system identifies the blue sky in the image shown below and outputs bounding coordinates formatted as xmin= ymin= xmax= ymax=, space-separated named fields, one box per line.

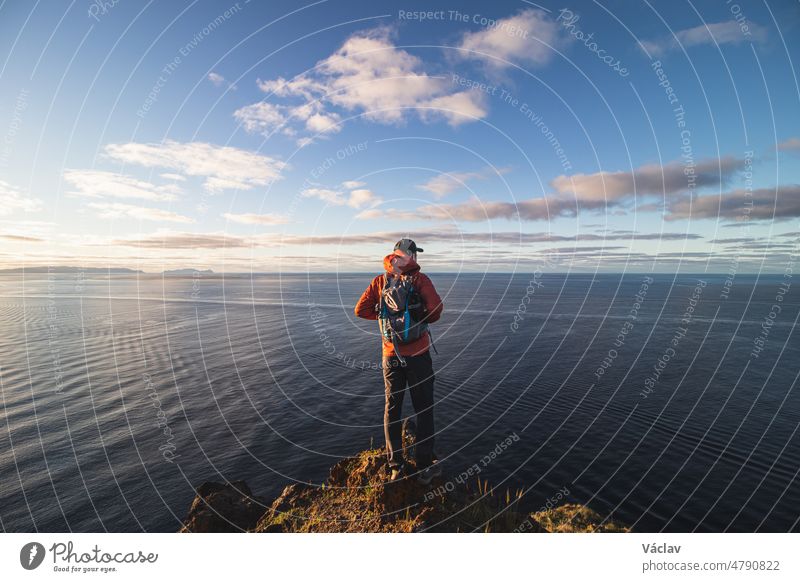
xmin=0 ymin=0 xmax=798 ymax=272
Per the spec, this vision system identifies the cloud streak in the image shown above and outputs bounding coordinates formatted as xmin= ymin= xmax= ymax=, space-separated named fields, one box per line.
xmin=64 ymin=170 xmax=181 ymax=202
xmin=417 ymin=166 xmax=510 ymax=198
xmin=103 ymin=140 xmax=287 ymax=192
xmin=111 ymin=228 xmax=703 ymax=250
xmin=360 ymin=157 xmax=743 ymax=222
xmin=666 ymin=185 xmax=800 ymax=221
xmin=113 ymin=231 xmax=251 ymax=249
xmin=641 ymin=20 xmax=768 ymax=56
xmin=777 ymin=137 xmax=800 ymax=151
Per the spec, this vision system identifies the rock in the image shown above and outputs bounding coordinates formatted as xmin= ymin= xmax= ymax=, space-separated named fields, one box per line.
xmin=254 ymin=483 xmax=314 ymax=533
xmin=327 ymin=458 xmax=352 ymax=487
xmin=179 ymin=444 xmax=629 ymax=533
xmin=179 ymin=480 xmax=268 ymax=533
xmin=249 ymin=448 xmax=528 ymax=533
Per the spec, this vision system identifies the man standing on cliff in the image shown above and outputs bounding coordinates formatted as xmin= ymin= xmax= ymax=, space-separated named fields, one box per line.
xmin=355 ymin=239 xmax=444 ymax=484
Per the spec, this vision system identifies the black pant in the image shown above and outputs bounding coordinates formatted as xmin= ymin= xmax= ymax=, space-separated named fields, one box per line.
xmin=383 ymin=350 xmax=436 ymax=470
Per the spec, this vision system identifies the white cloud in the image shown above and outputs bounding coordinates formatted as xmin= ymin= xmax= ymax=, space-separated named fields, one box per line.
xmin=202 ymin=177 xmax=255 ymax=193
xmin=233 ymin=101 xmax=336 ymax=145
xmin=418 ymin=90 xmax=488 ymax=126
xmin=301 ymin=185 xmax=381 ymax=209
xmin=301 ymin=187 xmax=345 ymax=205
xmin=342 ymin=180 xmax=365 ymax=189
xmin=641 ymin=20 xmax=768 ymax=56
xmin=417 ymin=166 xmax=509 ymax=198
xmin=223 ymin=212 xmax=292 ymax=225
xmin=233 ymin=102 xmax=286 ymax=134
xmin=160 ymin=173 xmax=186 ymax=181
xmin=455 ymin=8 xmax=563 ymax=70
xmin=87 ymin=202 xmax=195 ymax=223
xmin=63 ymin=170 xmax=180 ymax=202
xmin=257 ymin=75 xmax=324 ymax=100
xmin=208 ymin=71 xmax=236 ymax=90
xmin=304 ymin=111 xmax=342 ymax=134
xmin=0 ymin=180 xmax=42 ymax=215
xmin=346 ymin=188 xmax=381 ymax=208
xmin=103 ymin=140 xmax=287 ymax=193
xmin=418 ymin=172 xmax=483 ymax=198
xmin=354 ymin=208 xmax=384 ymax=220
xmin=242 ymin=27 xmax=488 ymax=140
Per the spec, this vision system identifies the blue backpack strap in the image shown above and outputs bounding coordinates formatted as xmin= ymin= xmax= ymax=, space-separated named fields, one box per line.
xmin=403 ymin=279 xmax=411 ymax=341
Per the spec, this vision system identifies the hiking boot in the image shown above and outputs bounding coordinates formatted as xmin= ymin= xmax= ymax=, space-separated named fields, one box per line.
xmin=417 ymin=461 xmax=442 ymax=485
xmin=388 ymin=465 xmax=406 ymax=482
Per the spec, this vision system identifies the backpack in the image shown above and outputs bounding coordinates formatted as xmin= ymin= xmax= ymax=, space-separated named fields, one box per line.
xmin=378 ymin=273 xmax=428 ymax=362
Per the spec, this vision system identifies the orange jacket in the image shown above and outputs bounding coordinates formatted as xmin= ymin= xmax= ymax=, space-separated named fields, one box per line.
xmin=355 ymin=254 xmax=443 ymax=357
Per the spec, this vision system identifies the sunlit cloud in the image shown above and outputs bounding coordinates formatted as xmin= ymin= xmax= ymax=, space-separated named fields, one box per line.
xmin=346 ymin=188 xmax=381 ymax=208
xmin=233 ymin=102 xmax=287 ymax=134
xmin=243 ymin=26 xmax=489 ymax=141
xmin=63 ymin=170 xmax=180 ymax=202
xmin=550 ymin=157 xmax=740 ymax=203
xmin=103 ymin=140 xmax=287 ymax=193
xmin=0 ymin=180 xmax=42 ymax=215
xmin=301 ymin=185 xmax=382 ymax=208
xmin=223 ymin=212 xmax=292 ymax=225
xmin=160 ymin=173 xmax=186 ymax=181
xmin=455 ymin=8 xmax=564 ymax=70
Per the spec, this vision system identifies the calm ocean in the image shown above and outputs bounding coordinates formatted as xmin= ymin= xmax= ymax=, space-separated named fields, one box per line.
xmin=1 ymin=272 xmax=798 ymax=532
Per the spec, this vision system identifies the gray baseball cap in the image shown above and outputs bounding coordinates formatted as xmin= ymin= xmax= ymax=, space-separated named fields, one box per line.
xmin=394 ymin=238 xmax=423 ymax=254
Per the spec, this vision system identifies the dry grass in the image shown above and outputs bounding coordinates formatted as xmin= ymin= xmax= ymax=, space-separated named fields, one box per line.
xmin=528 ymin=503 xmax=630 ymax=533
xmin=253 ymin=448 xmax=627 ymax=533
